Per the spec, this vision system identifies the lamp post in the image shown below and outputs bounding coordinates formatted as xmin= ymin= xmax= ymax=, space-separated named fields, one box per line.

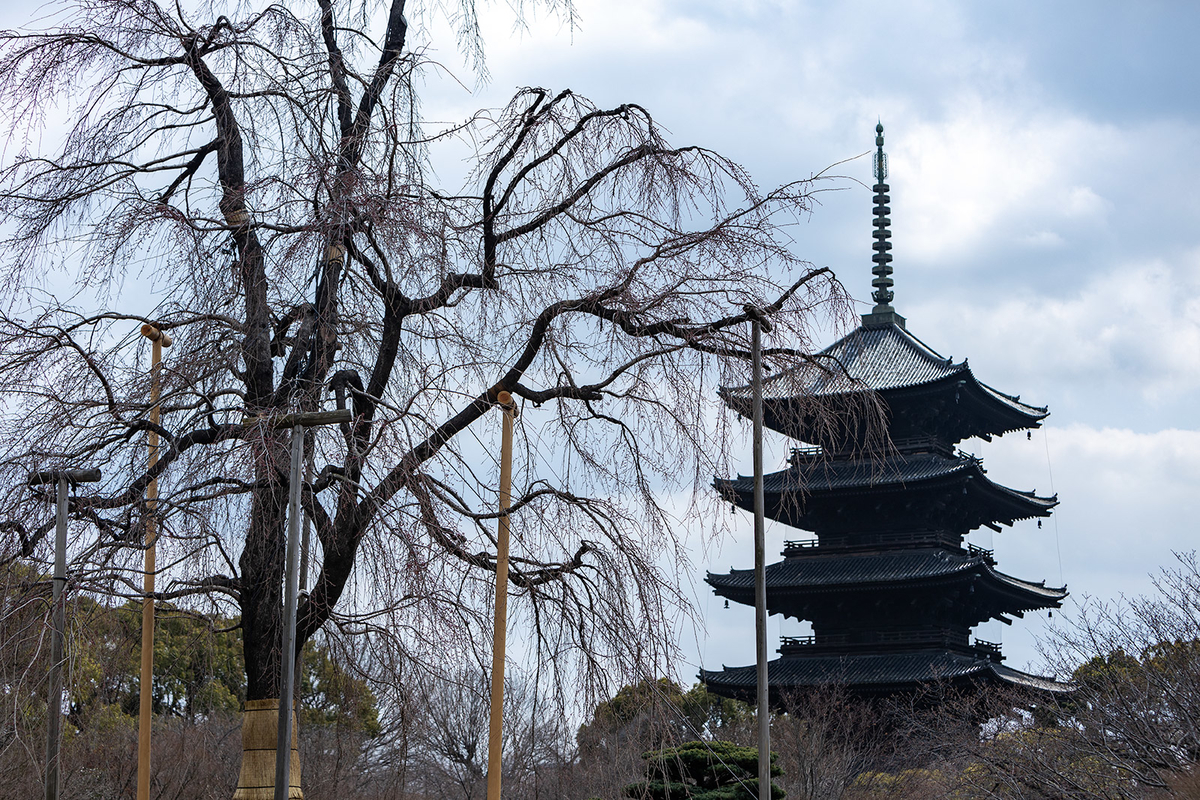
xmin=137 ymin=323 xmax=171 ymax=800
xmin=28 ymin=467 xmax=102 ymax=800
xmin=260 ymin=408 xmax=352 ymax=800
xmin=745 ymin=305 xmax=773 ymax=800
xmin=486 ymin=391 xmax=518 ymax=800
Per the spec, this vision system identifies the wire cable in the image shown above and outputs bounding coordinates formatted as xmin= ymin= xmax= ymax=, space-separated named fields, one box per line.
xmin=1042 ymin=426 xmax=1064 ymax=586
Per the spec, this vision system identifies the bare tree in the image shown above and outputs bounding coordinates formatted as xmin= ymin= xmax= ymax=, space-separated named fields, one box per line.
xmin=769 ymin=689 xmax=897 ymax=800
xmin=1014 ymin=553 xmax=1200 ymax=798
xmin=0 ymin=0 xmax=856 ymax=787
xmin=871 ymin=554 xmax=1200 ymax=800
xmin=406 ymin=669 xmax=570 ymax=800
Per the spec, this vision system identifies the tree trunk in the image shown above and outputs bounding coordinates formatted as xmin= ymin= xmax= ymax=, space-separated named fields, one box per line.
xmin=240 ymin=460 xmax=290 ymax=700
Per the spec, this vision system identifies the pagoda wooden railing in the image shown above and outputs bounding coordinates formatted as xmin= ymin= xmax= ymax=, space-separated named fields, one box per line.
xmin=790 ymin=445 xmax=825 ymax=461
xmin=779 ymin=631 xmax=1005 ymax=661
xmin=890 ymin=435 xmax=956 ymax=457
xmin=780 ymin=635 xmax=818 ymax=646
xmin=972 ymin=639 xmax=1003 ymax=660
xmin=783 ymin=530 xmax=963 ymax=554
xmin=781 ymin=629 xmax=968 ymax=648
xmin=787 ymin=437 xmax=964 ymax=463
xmin=783 ymin=538 xmax=820 ymax=551
xmin=967 ymin=543 xmax=996 ymax=564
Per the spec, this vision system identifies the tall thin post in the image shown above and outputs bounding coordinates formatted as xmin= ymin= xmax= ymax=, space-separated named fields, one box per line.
xmin=275 ymin=424 xmax=305 ymax=800
xmin=299 ymin=436 xmax=314 ymax=594
xmin=45 ymin=477 xmax=67 ymax=800
xmin=751 ymin=312 xmax=771 ymax=800
xmin=487 ymin=391 xmax=517 ymax=800
xmin=261 ymin=408 xmax=351 ymax=800
xmin=138 ymin=324 xmax=171 ymax=800
xmin=27 ymin=467 xmax=101 ymax=800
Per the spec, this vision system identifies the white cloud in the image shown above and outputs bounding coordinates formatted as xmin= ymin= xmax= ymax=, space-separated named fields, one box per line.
xmin=895 ymin=106 xmax=1120 ymax=263
xmin=909 ymin=249 xmax=1200 ymax=419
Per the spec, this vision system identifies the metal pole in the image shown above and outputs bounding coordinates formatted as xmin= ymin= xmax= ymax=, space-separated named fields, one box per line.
xmin=276 ymin=425 xmax=305 ymax=800
xmin=751 ymin=314 xmax=771 ymax=800
xmin=486 ymin=391 xmax=517 ymax=800
xmin=268 ymin=408 xmax=351 ymax=800
xmin=138 ymin=324 xmax=171 ymax=800
xmin=296 ymin=434 xmax=314 ymax=710
xmin=44 ymin=477 xmax=67 ymax=800
xmin=26 ymin=468 xmax=100 ymax=800
xmin=299 ymin=435 xmax=314 ymax=594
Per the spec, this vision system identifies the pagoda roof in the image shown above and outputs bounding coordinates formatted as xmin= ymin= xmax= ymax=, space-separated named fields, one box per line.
xmin=707 ymin=549 xmax=1066 ymax=609
xmin=718 ymin=451 xmax=1057 ymax=531
xmin=720 ymin=323 xmax=1047 ymax=441
xmin=700 ymin=650 xmax=1070 ymax=700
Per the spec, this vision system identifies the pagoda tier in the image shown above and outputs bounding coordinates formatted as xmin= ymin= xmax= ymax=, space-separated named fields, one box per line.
xmin=707 ymin=548 xmax=1066 ymax=627
xmin=700 ymin=651 xmax=1069 ymax=703
xmin=720 ymin=323 xmax=1048 ymax=449
xmin=717 ymin=449 xmax=1057 ymax=535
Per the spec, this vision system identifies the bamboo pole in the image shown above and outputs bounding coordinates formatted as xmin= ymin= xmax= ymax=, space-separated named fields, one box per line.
xmin=486 ymin=391 xmax=517 ymax=800
xmin=138 ymin=324 xmax=171 ymax=800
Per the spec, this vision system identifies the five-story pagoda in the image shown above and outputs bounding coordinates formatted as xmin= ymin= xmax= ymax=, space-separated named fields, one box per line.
xmin=701 ymin=125 xmax=1069 ymax=701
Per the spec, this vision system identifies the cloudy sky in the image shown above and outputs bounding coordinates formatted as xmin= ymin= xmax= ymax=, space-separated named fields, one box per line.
xmin=3 ymin=0 xmax=1194 ymax=686
xmin=416 ymin=0 xmax=1200 ymax=679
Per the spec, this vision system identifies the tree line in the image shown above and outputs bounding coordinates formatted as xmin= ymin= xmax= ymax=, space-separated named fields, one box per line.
xmin=5 ymin=553 xmax=1200 ymax=798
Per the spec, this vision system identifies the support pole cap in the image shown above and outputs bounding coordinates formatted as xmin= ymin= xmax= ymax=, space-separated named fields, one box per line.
xmin=496 ymin=391 xmax=519 ymax=417
xmin=28 ymin=468 xmax=102 ymax=486
xmin=140 ymin=323 xmax=173 ymax=348
xmin=742 ymin=304 xmax=774 ymax=333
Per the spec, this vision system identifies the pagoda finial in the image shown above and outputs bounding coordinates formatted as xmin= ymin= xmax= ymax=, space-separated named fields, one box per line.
xmin=862 ymin=122 xmax=905 ymax=329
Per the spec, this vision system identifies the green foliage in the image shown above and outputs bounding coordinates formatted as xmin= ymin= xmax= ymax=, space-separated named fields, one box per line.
xmin=578 ymin=679 xmax=755 ymax=753
xmin=1071 ymin=647 xmax=1142 ymax=692
xmin=1140 ymin=637 xmax=1200 ymax=673
xmin=626 ymin=740 xmax=784 ymax=800
xmin=61 ymin=599 xmax=245 ymax=723
xmin=1071 ymin=639 xmax=1200 ymax=693
xmin=299 ymin=640 xmax=381 ymax=737
xmin=1 ymin=570 xmax=379 ymax=736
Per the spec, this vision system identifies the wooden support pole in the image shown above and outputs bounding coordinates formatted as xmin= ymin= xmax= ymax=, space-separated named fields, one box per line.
xmin=486 ymin=391 xmax=517 ymax=800
xmin=137 ymin=323 xmax=170 ymax=800
xmin=27 ymin=468 xmax=101 ymax=800
xmin=274 ymin=407 xmax=352 ymax=800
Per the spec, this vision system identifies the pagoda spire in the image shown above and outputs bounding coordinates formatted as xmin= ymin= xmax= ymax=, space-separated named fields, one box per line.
xmin=861 ymin=122 xmax=906 ymax=329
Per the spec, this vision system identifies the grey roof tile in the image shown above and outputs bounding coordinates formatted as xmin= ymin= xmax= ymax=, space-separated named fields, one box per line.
xmin=723 ymin=323 xmax=1047 ymax=419
xmin=707 ymin=550 xmax=1066 ymax=601
xmin=719 ymin=451 xmax=1057 ymax=510
xmin=701 ymin=651 xmax=1070 ymax=693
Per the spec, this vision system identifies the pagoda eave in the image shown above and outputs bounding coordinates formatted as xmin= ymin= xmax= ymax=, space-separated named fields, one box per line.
xmin=717 ymin=458 xmax=1056 ymax=532
xmin=718 ymin=323 xmax=1048 ymax=445
xmin=701 ymin=652 xmax=1072 ymax=704
xmin=707 ymin=557 xmax=1066 ymax=619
